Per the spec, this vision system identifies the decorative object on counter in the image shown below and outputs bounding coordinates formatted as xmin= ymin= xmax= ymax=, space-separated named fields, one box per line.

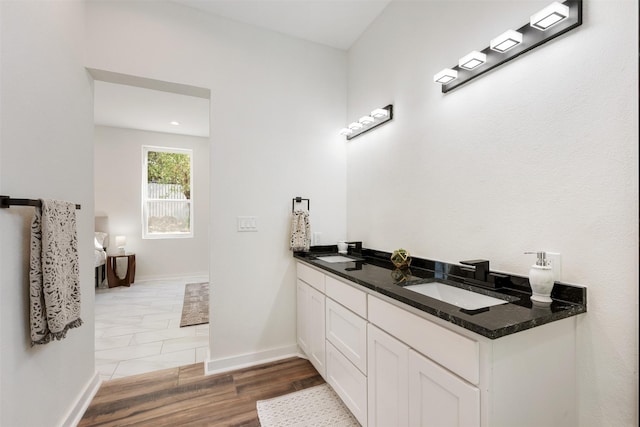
xmin=525 ymin=251 xmax=559 ymax=303
xmin=339 ymin=104 xmax=393 ymax=140
xmin=433 ymin=0 xmax=582 ymax=93
xmin=391 ymin=248 xmax=412 ymax=269
xmin=29 ymin=199 xmax=82 ymax=345
xmin=391 ymin=267 xmax=413 ymax=283
xmin=290 ymin=205 xmax=311 ymax=252
xmin=337 ymin=241 xmax=348 ymax=254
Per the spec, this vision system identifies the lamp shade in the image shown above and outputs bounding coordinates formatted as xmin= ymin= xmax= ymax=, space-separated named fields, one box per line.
xmin=115 ymin=235 xmax=126 ymax=248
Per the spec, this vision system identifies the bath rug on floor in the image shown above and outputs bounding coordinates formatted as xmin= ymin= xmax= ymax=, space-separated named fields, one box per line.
xmin=180 ymin=282 xmax=209 ymax=327
xmin=257 ymin=384 xmax=359 ymax=427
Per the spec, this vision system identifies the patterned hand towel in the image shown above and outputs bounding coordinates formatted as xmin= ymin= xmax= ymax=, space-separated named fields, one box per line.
xmin=30 ymin=199 xmax=82 ymax=345
xmin=290 ymin=209 xmax=311 ymax=252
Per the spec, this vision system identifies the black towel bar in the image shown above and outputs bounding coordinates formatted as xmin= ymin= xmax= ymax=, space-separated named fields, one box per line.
xmin=0 ymin=196 xmax=81 ymax=210
xmin=292 ymin=197 xmax=310 ymax=212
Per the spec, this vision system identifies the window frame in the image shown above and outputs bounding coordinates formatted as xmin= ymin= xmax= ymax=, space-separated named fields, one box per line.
xmin=142 ymin=145 xmax=194 ymax=240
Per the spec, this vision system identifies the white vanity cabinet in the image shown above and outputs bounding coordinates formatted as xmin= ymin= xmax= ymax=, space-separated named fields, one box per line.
xmin=296 ymin=263 xmax=326 ymax=378
xmin=296 ymin=260 xmax=578 ymax=427
xmin=368 ymin=294 xmax=577 ymax=427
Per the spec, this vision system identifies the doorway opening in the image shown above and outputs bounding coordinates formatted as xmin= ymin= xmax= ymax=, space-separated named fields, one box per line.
xmin=90 ymin=69 xmax=211 ymax=381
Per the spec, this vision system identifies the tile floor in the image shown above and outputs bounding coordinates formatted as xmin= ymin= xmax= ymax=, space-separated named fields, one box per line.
xmin=94 ymin=277 xmax=209 ymax=381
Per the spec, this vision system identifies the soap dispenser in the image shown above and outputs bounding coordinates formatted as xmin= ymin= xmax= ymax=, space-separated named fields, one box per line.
xmin=524 ymin=251 xmax=556 ymax=303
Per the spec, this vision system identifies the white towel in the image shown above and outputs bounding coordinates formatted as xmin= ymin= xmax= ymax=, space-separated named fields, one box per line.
xmin=30 ymin=199 xmax=82 ymax=345
xmin=290 ymin=209 xmax=311 ymax=252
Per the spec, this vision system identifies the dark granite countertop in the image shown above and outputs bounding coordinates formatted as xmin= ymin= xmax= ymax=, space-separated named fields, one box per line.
xmin=294 ymin=247 xmax=586 ymax=340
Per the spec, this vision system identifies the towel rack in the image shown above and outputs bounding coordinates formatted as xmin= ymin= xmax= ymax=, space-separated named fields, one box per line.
xmin=0 ymin=196 xmax=81 ymax=210
xmin=292 ymin=197 xmax=310 ymax=212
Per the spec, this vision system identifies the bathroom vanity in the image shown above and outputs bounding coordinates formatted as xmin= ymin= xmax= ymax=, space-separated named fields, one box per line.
xmin=294 ymin=248 xmax=586 ymax=427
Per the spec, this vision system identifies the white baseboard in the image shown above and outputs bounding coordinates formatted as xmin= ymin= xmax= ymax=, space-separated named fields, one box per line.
xmin=62 ymin=372 xmax=101 ymax=427
xmin=205 ymin=344 xmax=302 ymax=375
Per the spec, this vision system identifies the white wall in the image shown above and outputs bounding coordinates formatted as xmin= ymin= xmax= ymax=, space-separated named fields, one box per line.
xmin=346 ymin=1 xmax=638 ymax=426
xmin=85 ymin=1 xmax=347 ymax=368
xmin=0 ymin=1 xmax=96 ymax=426
xmin=94 ymin=125 xmax=210 ymax=281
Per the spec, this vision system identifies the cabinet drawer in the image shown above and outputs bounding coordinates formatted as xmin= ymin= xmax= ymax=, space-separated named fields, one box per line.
xmin=326 ymin=298 xmax=367 ymax=374
xmin=325 ymin=275 xmax=367 ymax=318
xmin=368 ymin=295 xmax=479 ymax=385
xmin=326 ymin=341 xmax=368 ymax=427
xmin=297 ymin=262 xmax=325 ymax=292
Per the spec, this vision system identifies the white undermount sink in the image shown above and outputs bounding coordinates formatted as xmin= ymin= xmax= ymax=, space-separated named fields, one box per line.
xmin=404 ymin=282 xmax=509 ymax=310
xmin=316 ymin=255 xmax=358 ymax=263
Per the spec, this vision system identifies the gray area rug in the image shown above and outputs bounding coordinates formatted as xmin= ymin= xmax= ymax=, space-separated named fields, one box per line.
xmin=180 ymin=282 xmax=209 ymax=327
xmin=257 ymin=384 xmax=359 ymax=427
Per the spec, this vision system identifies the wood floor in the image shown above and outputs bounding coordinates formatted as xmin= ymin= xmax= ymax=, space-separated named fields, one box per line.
xmin=79 ymin=357 xmax=324 ymax=427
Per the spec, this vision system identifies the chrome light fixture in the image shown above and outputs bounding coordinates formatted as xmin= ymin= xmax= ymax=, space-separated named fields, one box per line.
xmin=530 ymin=2 xmax=570 ymax=30
xmin=490 ymin=29 xmax=523 ymax=53
xmin=433 ymin=0 xmax=582 ymax=93
xmin=458 ymin=51 xmax=487 ymax=70
xmin=340 ymin=105 xmax=393 ymax=140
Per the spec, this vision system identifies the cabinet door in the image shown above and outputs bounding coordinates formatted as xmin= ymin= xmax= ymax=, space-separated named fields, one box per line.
xmin=368 ymin=325 xmax=409 ymax=427
xmin=408 ymin=349 xmax=480 ymax=427
xmin=307 ymin=284 xmax=326 ymax=378
xmin=296 ymin=279 xmax=309 ymax=355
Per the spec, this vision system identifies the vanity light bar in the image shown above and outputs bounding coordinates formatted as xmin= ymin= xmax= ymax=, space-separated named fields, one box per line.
xmin=433 ymin=0 xmax=582 ymax=93
xmin=340 ymin=104 xmax=393 ymax=140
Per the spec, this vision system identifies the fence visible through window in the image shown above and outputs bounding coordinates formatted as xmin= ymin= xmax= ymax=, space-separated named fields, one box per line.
xmin=142 ymin=145 xmax=193 ymax=239
xmin=146 ymin=183 xmax=190 ymax=234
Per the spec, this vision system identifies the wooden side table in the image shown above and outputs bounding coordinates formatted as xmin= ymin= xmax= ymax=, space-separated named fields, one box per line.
xmin=106 ymin=252 xmax=136 ymax=288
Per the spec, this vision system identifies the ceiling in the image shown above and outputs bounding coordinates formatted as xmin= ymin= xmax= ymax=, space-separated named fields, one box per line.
xmin=172 ymin=0 xmax=392 ymax=50
xmin=93 ymin=81 xmax=210 ymax=137
xmin=93 ymin=0 xmax=392 ymax=137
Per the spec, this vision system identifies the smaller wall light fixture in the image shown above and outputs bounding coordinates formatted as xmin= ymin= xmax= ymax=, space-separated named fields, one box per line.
xmin=433 ymin=0 xmax=581 ymax=93
xmin=339 ymin=105 xmax=393 ymax=140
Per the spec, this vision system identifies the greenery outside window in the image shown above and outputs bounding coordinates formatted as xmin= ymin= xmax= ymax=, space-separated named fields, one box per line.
xmin=142 ymin=146 xmax=193 ymax=239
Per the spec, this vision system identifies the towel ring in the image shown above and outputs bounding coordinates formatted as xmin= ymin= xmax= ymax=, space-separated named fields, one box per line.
xmin=292 ymin=197 xmax=310 ymax=212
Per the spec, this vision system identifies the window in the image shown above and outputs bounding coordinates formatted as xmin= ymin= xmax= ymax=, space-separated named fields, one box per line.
xmin=142 ymin=146 xmax=193 ymax=239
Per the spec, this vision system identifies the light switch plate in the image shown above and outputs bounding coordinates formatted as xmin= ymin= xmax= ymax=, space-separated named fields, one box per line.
xmin=237 ymin=216 xmax=257 ymax=232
